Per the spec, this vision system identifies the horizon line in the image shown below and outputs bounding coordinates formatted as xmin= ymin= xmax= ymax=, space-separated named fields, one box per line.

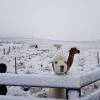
xmin=0 ymin=36 xmax=99 ymax=42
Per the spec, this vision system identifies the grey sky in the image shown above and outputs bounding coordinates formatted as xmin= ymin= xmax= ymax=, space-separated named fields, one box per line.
xmin=0 ymin=0 xmax=100 ymax=41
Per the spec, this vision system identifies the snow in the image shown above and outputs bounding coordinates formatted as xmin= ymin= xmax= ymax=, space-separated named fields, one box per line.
xmin=1 ymin=88 xmax=100 ymax=100
xmin=80 ymin=69 xmax=100 ymax=87
xmin=0 ymin=95 xmax=64 ymax=100
xmin=0 ymin=38 xmax=100 ymax=99
xmin=68 ymin=90 xmax=79 ymax=99
xmin=0 ymin=73 xmax=80 ymax=88
xmin=80 ymin=89 xmax=100 ymax=100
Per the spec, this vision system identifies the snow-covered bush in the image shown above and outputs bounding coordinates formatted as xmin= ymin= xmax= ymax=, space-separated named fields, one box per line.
xmin=53 ymin=44 xmax=62 ymax=50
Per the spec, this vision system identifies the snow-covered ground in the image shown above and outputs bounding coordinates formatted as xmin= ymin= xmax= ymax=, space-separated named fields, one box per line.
xmin=0 ymin=38 xmax=100 ymax=98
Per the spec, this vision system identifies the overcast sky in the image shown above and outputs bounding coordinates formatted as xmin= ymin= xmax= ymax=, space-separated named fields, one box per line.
xmin=0 ymin=0 xmax=100 ymax=41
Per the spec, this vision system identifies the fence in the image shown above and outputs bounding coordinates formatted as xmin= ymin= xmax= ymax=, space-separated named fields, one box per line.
xmin=0 ymin=69 xmax=100 ymax=100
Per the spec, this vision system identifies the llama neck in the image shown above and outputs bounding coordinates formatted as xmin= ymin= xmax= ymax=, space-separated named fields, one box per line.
xmin=67 ymin=53 xmax=75 ymax=71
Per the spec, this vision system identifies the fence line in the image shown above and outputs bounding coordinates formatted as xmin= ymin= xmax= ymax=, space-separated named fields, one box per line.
xmin=79 ymin=89 xmax=100 ymax=100
xmin=80 ymin=69 xmax=100 ymax=87
xmin=0 ymin=73 xmax=80 ymax=88
xmin=0 ymin=69 xmax=100 ymax=99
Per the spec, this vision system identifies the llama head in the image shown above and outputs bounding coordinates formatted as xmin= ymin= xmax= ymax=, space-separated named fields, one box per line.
xmin=69 ymin=47 xmax=80 ymax=54
xmin=52 ymin=54 xmax=67 ymax=75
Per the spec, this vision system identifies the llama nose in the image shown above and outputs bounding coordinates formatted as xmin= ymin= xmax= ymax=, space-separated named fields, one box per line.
xmin=60 ymin=65 xmax=64 ymax=72
xmin=78 ymin=50 xmax=80 ymax=53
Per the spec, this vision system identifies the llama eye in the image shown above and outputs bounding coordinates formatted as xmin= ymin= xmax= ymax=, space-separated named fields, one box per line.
xmin=64 ymin=61 xmax=67 ymax=64
xmin=55 ymin=61 xmax=58 ymax=64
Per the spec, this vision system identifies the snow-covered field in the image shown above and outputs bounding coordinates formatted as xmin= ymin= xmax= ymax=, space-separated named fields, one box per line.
xmin=0 ymin=38 xmax=100 ymax=98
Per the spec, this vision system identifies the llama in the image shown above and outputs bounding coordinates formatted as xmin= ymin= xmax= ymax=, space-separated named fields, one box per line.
xmin=67 ymin=47 xmax=80 ymax=71
xmin=0 ymin=63 xmax=7 ymax=95
xmin=48 ymin=47 xmax=80 ymax=99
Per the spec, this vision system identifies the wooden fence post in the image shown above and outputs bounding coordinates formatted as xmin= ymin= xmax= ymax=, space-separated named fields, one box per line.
xmin=15 ymin=57 xmax=17 ymax=74
xmin=97 ymin=51 xmax=100 ymax=66
xmin=3 ymin=48 xmax=6 ymax=55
